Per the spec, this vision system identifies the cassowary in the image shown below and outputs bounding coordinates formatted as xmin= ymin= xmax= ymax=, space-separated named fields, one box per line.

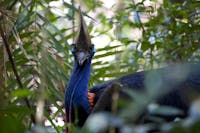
xmin=64 ymin=9 xmax=200 ymax=132
xmin=64 ymin=8 xmax=95 ymax=132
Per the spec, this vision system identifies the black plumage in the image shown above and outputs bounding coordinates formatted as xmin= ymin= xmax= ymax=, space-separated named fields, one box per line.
xmin=89 ymin=63 xmax=200 ymax=122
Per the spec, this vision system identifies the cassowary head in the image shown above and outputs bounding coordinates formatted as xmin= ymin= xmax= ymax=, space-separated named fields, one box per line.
xmin=72 ymin=8 xmax=94 ymax=66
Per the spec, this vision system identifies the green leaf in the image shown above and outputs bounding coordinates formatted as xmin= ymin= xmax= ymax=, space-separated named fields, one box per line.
xmin=11 ymin=89 xmax=31 ymax=98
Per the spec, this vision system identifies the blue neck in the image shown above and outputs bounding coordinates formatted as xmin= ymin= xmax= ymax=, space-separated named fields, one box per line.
xmin=65 ymin=55 xmax=93 ymax=124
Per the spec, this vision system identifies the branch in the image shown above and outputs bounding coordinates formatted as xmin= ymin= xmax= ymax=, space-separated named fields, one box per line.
xmin=131 ymin=0 xmax=146 ymax=34
xmin=0 ymin=24 xmax=36 ymax=124
xmin=7 ymin=0 xmax=18 ymax=10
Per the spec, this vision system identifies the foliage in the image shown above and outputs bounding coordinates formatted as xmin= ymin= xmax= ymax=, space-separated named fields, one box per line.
xmin=0 ymin=0 xmax=199 ymax=133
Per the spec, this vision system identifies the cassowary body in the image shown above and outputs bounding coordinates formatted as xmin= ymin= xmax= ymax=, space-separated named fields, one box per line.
xmin=65 ymin=9 xmax=200 ymax=133
xmin=89 ymin=64 xmax=200 ymax=122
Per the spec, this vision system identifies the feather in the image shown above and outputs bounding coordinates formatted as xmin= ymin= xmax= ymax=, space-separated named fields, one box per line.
xmin=89 ymin=63 xmax=200 ymax=122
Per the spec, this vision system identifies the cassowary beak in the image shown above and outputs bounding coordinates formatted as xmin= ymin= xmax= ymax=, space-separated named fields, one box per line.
xmin=74 ymin=7 xmax=91 ymax=66
xmin=77 ymin=51 xmax=89 ymax=66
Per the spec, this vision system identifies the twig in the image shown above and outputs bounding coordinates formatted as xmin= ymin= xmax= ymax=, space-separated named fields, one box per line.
xmin=71 ymin=0 xmax=75 ymax=42
xmin=131 ymin=0 xmax=146 ymax=34
xmin=7 ymin=0 xmax=18 ymax=10
xmin=0 ymin=24 xmax=36 ymax=124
